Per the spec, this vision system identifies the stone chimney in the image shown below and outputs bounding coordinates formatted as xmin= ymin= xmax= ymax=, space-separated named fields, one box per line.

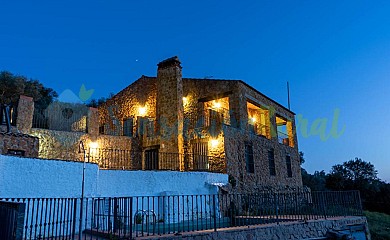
xmin=156 ymin=56 xmax=184 ymax=157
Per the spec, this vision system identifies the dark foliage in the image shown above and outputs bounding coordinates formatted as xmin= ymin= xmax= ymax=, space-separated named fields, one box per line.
xmin=0 ymin=71 xmax=57 ymax=108
xmin=302 ymin=155 xmax=390 ymax=214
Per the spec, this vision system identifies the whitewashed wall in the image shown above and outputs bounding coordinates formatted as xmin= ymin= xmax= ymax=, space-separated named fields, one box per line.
xmin=0 ymin=155 xmax=228 ymax=198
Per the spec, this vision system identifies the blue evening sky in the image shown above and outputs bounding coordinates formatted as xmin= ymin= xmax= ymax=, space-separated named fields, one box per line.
xmin=1 ymin=1 xmax=389 ymax=181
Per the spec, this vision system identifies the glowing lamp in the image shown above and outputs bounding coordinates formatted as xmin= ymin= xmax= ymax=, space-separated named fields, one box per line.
xmin=213 ymin=102 xmax=221 ymax=109
xmin=89 ymin=142 xmax=98 ymax=149
xmin=210 ymin=139 xmax=219 ymax=148
xmin=138 ymin=106 xmax=147 ymax=116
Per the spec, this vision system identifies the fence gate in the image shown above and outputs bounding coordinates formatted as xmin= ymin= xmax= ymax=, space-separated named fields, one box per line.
xmin=191 ymin=140 xmax=209 ymax=170
xmin=0 ymin=201 xmax=25 ymax=240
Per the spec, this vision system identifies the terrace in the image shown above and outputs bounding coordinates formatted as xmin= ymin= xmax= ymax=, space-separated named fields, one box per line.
xmin=0 ymin=190 xmax=365 ymax=239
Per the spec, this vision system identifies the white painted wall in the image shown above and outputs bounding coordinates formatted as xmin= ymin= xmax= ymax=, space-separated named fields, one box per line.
xmin=0 ymin=155 xmax=228 ymax=198
xmin=97 ymin=170 xmax=227 ymax=197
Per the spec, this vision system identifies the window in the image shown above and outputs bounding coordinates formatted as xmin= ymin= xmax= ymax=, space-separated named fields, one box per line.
xmin=268 ymin=149 xmax=276 ymax=176
xmin=276 ymin=115 xmax=294 ymax=147
xmin=123 ymin=118 xmax=133 ymax=137
xmin=247 ymin=101 xmax=270 ymax=138
xmin=286 ymin=155 xmax=292 ymax=177
xmin=99 ymin=125 xmax=105 ymax=134
xmin=7 ymin=149 xmax=25 ymax=156
xmin=245 ymin=144 xmax=254 ymax=173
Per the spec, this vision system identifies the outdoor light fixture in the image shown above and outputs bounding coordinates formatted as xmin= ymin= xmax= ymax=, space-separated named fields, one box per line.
xmin=210 ymin=139 xmax=219 ymax=148
xmin=138 ymin=106 xmax=147 ymax=116
xmin=89 ymin=141 xmax=98 ymax=149
xmin=182 ymin=97 xmax=188 ymax=103
xmin=251 ymin=117 xmax=256 ymax=123
xmin=78 ymin=140 xmax=86 ymax=240
xmin=213 ymin=101 xmax=221 ymax=109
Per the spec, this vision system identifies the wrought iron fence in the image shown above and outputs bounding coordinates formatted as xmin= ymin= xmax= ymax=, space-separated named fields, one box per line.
xmin=0 ymin=191 xmax=363 ymax=239
xmin=84 ymin=148 xmax=225 ymax=173
xmin=32 ymin=102 xmax=88 ymax=132
xmin=0 ymin=201 xmax=25 ymax=240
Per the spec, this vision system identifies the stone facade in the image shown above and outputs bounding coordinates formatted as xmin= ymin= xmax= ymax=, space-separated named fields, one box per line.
xmin=156 ymin=57 xmax=184 ymax=156
xmin=0 ymin=95 xmax=39 ymax=157
xmin=16 ymin=95 xmax=34 ymax=134
xmin=150 ymin=217 xmax=370 ymax=240
xmin=1 ymin=57 xmax=302 ymax=192
xmin=0 ymin=132 xmax=39 ymax=157
xmin=98 ymin=56 xmax=302 ymax=192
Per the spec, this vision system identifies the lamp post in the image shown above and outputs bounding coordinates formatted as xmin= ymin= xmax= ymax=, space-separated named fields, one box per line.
xmin=78 ymin=141 xmax=86 ymax=240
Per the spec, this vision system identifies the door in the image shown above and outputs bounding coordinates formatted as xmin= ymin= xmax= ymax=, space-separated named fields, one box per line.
xmin=144 ymin=149 xmax=159 ymax=170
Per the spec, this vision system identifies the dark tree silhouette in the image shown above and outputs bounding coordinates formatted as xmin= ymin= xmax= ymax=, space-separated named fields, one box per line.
xmin=0 ymin=71 xmax=58 ymax=108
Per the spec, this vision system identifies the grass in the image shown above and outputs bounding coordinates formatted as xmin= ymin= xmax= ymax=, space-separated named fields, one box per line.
xmin=365 ymin=211 xmax=390 ymax=240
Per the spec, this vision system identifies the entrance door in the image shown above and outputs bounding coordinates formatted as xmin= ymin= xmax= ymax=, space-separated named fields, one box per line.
xmin=145 ymin=149 xmax=158 ymax=170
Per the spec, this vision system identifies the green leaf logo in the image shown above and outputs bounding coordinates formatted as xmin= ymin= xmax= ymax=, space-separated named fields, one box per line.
xmin=79 ymin=84 xmax=94 ymax=102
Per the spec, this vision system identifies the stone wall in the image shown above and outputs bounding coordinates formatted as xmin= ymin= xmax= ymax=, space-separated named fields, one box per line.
xmin=16 ymin=95 xmax=34 ymax=134
xmin=0 ymin=154 xmax=228 ymax=198
xmin=224 ymin=126 xmax=301 ymax=192
xmin=154 ymin=217 xmax=370 ymax=240
xmin=0 ymin=132 xmax=39 ymax=157
xmin=98 ymin=75 xmax=157 ymax=134
xmin=181 ymin=78 xmax=301 ymax=191
xmin=29 ymin=128 xmax=134 ymax=162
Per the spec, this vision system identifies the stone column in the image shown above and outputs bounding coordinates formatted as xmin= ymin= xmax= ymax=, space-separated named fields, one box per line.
xmin=16 ymin=95 xmax=34 ymax=134
xmin=87 ymin=107 xmax=99 ymax=138
xmin=156 ymin=56 xmax=184 ymax=168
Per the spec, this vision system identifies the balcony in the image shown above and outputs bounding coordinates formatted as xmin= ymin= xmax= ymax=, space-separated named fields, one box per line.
xmin=32 ymin=102 xmax=88 ymax=133
xmin=277 ymin=131 xmax=290 ymax=146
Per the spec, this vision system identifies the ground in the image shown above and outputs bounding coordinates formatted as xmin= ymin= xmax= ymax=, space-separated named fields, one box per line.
xmin=365 ymin=211 xmax=390 ymax=240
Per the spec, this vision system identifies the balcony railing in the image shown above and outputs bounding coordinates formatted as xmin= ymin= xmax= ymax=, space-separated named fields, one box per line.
xmin=249 ymin=123 xmax=270 ymax=138
xmin=83 ymin=148 xmax=225 ymax=173
xmin=187 ymin=108 xmax=230 ymax=130
xmin=32 ymin=103 xmax=88 ymax=132
xmin=277 ymin=131 xmax=290 ymax=146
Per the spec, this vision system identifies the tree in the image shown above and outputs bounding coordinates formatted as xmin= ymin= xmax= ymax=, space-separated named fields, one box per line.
xmin=0 ymin=71 xmax=58 ymax=108
xmin=326 ymin=158 xmax=378 ymax=190
xmin=86 ymin=97 xmax=107 ymax=108
xmin=302 ymin=169 xmax=327 ymax=191
xmin=299 ymin=151 xmax=305 ymax=165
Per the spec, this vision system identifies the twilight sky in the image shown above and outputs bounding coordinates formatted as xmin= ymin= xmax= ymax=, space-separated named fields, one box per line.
xmin=1 ymin=0 xmax=389 ymax=181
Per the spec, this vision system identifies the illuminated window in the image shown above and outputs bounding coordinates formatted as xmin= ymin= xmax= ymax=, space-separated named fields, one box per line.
xmin=247 ymin=101 xmax=270 ymax=138
xmin=276 ymin=115 xmax=294 ymax=147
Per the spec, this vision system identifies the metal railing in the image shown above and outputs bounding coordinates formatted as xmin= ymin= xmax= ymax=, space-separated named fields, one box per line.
xmin=88 ymin=148 xmax=136 ymax=170
xmin=187 ymin=108 xmax=231 ymax=130
xmin=0 ymin=201 xmax=25 ymax=240
xmin=0 ymin=191 xmax=363 ymax=239
xmin=277 ymin=131 xmax=290 ymax=145
xmin=32 ymin=103 xmax=88 ymax=132
xmin=84 ymin=148 xmax=225 ymax=173
xmin=249 ymin=123 xmax=270 ymax=138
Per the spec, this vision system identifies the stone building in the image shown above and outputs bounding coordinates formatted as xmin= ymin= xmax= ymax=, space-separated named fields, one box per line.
xmin=0 ymin=56 xmax=302 ymax=192
xmin=98 ymin=56 xmax=302 ymax=192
